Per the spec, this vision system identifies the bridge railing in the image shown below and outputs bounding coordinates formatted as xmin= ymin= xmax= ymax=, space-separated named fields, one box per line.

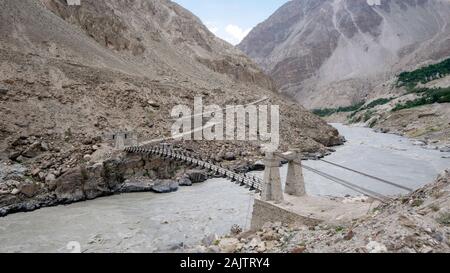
xmin=124 ymin=146 xmax=263 ymax=192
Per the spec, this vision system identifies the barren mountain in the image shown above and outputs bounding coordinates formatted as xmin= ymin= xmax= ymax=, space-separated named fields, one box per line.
xmin=239 ymin=0 xmax=450 ymax=109
xmin=0 ymin=0 xmax=341 ymax=157
xmin=0 ymin=0 xmax=342 ymax=214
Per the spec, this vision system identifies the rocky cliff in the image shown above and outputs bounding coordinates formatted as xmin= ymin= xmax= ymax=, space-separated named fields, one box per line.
xmin=239 ymin=0 xmax=450 ymax=109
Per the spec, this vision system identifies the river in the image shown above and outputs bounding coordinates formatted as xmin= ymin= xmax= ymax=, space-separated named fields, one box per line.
xmin=0 ymin=124 xmax=448 ymax=253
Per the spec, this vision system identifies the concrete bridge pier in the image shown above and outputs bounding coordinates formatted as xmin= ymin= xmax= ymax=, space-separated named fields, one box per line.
xmin=261 ymin=152 xmax=284 ymax=203
xmin=113 ymin=131 xmax=138 ymax=150
xmin=284 ymin=151 xmax=306 ymax=197
xmin=114 ymin=135 xmax=125 ymax=150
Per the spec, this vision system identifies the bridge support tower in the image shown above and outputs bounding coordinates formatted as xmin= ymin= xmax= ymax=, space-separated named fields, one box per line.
xmin=284 ymin=150 xmax=306 ymax=197
xmin=261 ymin=152 xmax=284 ymax=203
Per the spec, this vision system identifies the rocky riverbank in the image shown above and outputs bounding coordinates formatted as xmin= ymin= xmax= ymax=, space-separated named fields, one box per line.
xmin=0 ymin=0 xmax=345 ymax=218
xmin=198 ymin=170 xmax=450 ymax=253
xmin=0 ymin=150 xmax=215 ymax=217
xmin=1 ymin=142 xmax=301 ymax=217
xmin=0 ymin=125 xmax=340 ymax=218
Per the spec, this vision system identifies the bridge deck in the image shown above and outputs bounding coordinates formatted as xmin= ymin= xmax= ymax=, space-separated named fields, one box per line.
xmin=125 ymin=146 xmax=263 ymax=192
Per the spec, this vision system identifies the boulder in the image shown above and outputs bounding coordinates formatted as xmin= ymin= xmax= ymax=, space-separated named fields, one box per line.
xmin=54 ymin=167 xmax=87 ymax=203
xmin=38 ymin=172 xmax=46 ymax=181
xmin=11 ymin=136 xmax=29 ymax=147
xmin=230 ymin=224 xmax=242 ymax=235
xmin=8 ymin=151 xmax=21 ymax=161
xmin=18 ymin=182 xmax=41 ymax=198
xmin=40 ymin=142 xmax=49 ymax=151
xmin=22 ymin=142 xmax=43 ymax=158
xmin=45 ymin=173 xmax=56 ymax=183
xmin=15 ymin=156 xmax=25 ymax=163
xmin=83 ymin=154 xmax=92 ymax=162
xmin=119 ymin=178 xmax=154 ymax=193
xmin=218 ymin=238 xmax=240 ymax=253
xmin=83 ymin=164 xmax=110 ymax=199
xmin=223 ymin=152 xmax=236 ymax=161
xmin=186 ymin=170 xmax=208 ymax=183
xmin=151 ymin=180 xmax=178 ymax=193
xmin=0 ymin=182 xmax=8 ymax=192
xmin=412 ymin=140 xmax=427 ymax=146
xmin=249 ymin=160 xmax=266 ymax=171
xmin=0 ymin=165 xmax=27 ymax=182
xmin=178 ymin=176 xmax=192 ymax=186
xmin=2 ymin=180 xmax=20 ymax=189
xmin=0 ymin=85 xmax=8 ymax=95
xmin=103 ymin=159 xmax=125 ymax=191
xmin=366 ymin=241 xmax=388 ymax=253
xmin=31 ymin=168 xmax=41 ymax=177
xmin=147 ymin=100 xmax=160 ymax=108
xmin=45 ymin=173 xmax=57 ymax=190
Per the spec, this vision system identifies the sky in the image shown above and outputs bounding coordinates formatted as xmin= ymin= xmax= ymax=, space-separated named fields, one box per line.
xmin=173 ymin=0 xmax=291 ymax=45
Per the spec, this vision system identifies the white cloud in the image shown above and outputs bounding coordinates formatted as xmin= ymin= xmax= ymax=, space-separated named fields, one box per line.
xmin=224 ymin=24 xmax=252 ymax=45
xmin=203 ymin=22 xmax=252 ymax=46
xmin=205 ymin=22 xmax=219 ymax=35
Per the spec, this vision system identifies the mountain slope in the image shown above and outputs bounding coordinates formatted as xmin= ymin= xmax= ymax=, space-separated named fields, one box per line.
xmin=0 ymin=0 xmax=345 ymax=216
xmin=0 ymin=0 xmax=341 ymax=170
xmin=238 ymin=0 xmax=450 ymax=109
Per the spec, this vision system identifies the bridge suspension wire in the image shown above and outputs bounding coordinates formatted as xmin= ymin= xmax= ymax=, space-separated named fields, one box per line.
xmin=302 ymin=164 xmax=392 ymax=203
xmin=277 ymin=153 xmax=412 ymax=194
xmin=319 ymin=159 xmax=413 ymax=192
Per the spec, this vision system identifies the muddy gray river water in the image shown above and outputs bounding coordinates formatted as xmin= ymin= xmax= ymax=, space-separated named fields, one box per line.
xmin=0 ymin=124 xmax=448 ymax=252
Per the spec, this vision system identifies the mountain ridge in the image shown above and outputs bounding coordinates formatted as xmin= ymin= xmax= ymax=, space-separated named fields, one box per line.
xmin=239 ymin=0 xmax=450 ymax=109
xmin=0 ymin=0 xmax=342 ymax=167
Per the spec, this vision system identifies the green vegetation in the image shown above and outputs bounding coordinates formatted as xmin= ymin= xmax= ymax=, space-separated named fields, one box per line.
xmin=335 ymin=226 xmax=345 ymax=233
xmin=314 ymin=58 xmax=450 ymax=118
xmin=397 ymin=58 xmax=450 ymax=89
xmin=312 ymin=102 xmax=365 ymax=117
xmin=392 ymin=58 xmax=450 ymax=111
xmin=392 ymin=87 xmax=450 ymax=111
xmin=437 ymin=212 xmax=450 ymax=226
xmin=363 ymin=110 xmax=376 ymax=124
xmin=363 ymin=98 xmax=394 ymax=109
xmin=429 ymin=204 xmax=440 ymax=212
xmin=313 ymin=97 xmax=395 ymax=119
xmin=411 ymin=199 xmax=424 ymax=207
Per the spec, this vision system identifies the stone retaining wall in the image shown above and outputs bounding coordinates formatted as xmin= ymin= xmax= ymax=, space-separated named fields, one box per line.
xmin=251 ymin=198 xmax=322 ymax=230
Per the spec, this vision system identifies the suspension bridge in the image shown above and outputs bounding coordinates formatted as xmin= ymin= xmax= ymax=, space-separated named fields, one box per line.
xmin=116 ymin=97 xmax=415 ymax=227
xmin=124 ymin=145 xmax=264 ymax=192
xmin=124 ymin=144 xmax=412 ymax=204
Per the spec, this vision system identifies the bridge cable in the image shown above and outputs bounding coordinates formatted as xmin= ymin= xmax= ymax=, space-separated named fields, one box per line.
xmin=319 ymin=159 xmax=413 ymax=192
xmin=302 ymin=164 xmax=391 ymax=203
xmin=275 ymin=153 xmax=412 ymax=193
